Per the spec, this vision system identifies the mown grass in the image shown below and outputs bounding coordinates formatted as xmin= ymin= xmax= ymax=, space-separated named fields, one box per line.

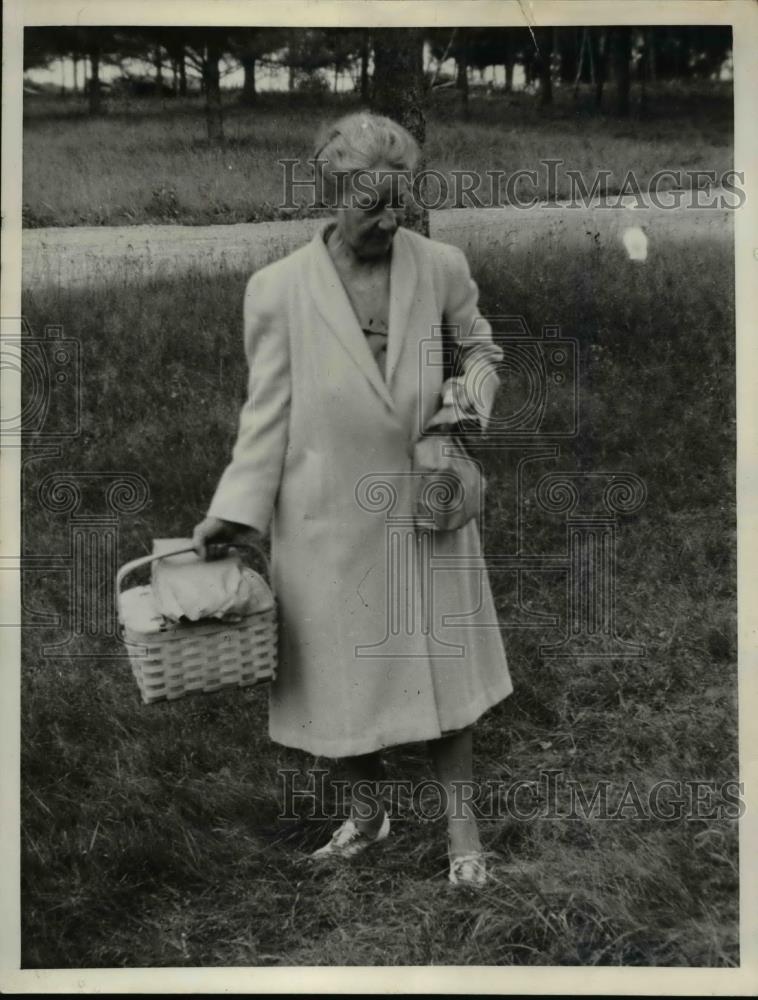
xmin=20 ymin=231 xmax=737 ymax=967
xmin=22 ymin=83 xmax=733 ymax=227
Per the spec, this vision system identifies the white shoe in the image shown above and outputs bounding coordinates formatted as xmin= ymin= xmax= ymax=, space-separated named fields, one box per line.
xmin=311 ymin=812 xmax=390 ymax=860
xmin=449 ymin=852 xmax=488 ymax=887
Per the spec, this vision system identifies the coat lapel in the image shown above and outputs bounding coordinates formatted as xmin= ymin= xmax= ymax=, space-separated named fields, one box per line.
xmin=385 ymin=227 xmax=418 ymax=389
xmin=307 ymin=223 xmax=396 ymax=413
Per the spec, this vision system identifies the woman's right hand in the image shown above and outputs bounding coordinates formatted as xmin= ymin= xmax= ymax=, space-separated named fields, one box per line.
xmin=191 ymin=516 xmax=260 ymax=560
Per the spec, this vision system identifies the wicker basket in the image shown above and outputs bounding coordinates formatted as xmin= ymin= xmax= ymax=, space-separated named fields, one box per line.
xmin=117 ymin=543 xmax=277 ymax=705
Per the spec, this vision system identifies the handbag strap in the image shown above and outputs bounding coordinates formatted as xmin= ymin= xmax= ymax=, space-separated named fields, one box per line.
xmin=441 ymin=323 xmax=457 ymax=382
xmin=438 ymin=325 xmax=481 ymax=449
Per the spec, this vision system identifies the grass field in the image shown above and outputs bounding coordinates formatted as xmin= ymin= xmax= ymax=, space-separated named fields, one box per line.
xmin=22 ymin=84 xmax=733 ymax=227
xmin=20 ymin=229 xmax=737 ymax=966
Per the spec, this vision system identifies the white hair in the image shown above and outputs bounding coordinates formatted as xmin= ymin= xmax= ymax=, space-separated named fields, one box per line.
xmin=313 ymin=112 xmax=421 ymax=201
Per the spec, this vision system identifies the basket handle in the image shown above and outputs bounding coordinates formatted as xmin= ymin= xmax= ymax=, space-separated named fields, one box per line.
xmin=116 ymin=542 xmax=272 ymax=596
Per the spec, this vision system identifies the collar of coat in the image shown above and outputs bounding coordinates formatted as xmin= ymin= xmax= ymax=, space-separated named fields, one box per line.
xmin=306 ymin=220 xmax=421 ymax=414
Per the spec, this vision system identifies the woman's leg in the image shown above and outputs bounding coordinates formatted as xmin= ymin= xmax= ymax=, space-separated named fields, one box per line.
xmin=428 ymin=728 xmax=482 ymax=857
xmin=341 ymin=752 xmax=387 ymax=836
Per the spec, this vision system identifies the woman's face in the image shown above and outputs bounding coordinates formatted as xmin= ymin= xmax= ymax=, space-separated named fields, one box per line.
xmin=334 ymin=163 xmax=411 ymax=260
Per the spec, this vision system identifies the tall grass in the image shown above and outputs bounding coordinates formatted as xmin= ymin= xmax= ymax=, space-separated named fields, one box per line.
xmin=22 ymin=85 xmax=733 ymax=227
xmin=20 ymin=232 xmax=737 ymax=966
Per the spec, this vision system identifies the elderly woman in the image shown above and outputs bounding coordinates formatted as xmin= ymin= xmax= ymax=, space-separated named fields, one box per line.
xmin=192 ymin=112 xmax=512 ymax=886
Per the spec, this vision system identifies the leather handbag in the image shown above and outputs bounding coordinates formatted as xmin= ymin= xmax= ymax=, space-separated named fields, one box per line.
xmin=412 ymin=432 xmax=485 ymax=532
xmin=412 ymin=324 xmax=487 ymax=532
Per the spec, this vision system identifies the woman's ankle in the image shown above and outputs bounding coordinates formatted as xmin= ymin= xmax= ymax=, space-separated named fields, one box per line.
xmin=447 ymin=814 xmax=482 ymax=857
xmin=351 ymin=800 xmax=387 ymax=836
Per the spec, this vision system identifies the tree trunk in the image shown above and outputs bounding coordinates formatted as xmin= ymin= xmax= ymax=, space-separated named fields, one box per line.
xmin=154 ymin=45 xmax=163 ymax=93
xmin=647 ymin=28 xmax=657 ymax=83
xmin=360 ymin=31 xmax=370 ymax=101
xmin=178 ymin=49 xmax=187 ymax=95
xmin=241 ymin=54 xmax=256 ymax=104
xmin=198 ymin=52 xmax=206 ymax=95
xmin=536 ymin=27 xmax=553 ymax=106
xmin=372 ymin=28 xmax=427 ymax=234
xmin=503 ymin=58 xmax=514 ymax=93
xmin=456 ymin=45 xmax=469 ymax=117
xmin=559 ymin=28 xmax=578 ymax=83
xmin=639 ymin=30 xmax=647 ymax=113
xmin=72 ymin=55 xmax=78 ymax=93
xmin=612 ymin=26 xmax=631 ymax=116
xmin=573 ymin=27 xmax=588 ymax=99
xmin=592 ymin=28 xmax=607 ymax=109
xmin=334 ymin=63 xmax=339 ymax=93
xmin=680 ymin=31 xmax=694 ymax=79
xmin=204 ymin=41 xmax=224 ymax=142
xmin=89 ymin=47 xmax=102 ymax=115
xmin=373 ymin=28 xmax=426 ymax=146
xmin=523 ymin=48 xmax=535 ymax=87
xmin=503 ymin=28 xmax=515 ymax=92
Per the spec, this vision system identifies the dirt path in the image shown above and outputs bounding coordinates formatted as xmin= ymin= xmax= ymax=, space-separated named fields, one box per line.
xmin=22 ymin=197 xmax=734 ymax=290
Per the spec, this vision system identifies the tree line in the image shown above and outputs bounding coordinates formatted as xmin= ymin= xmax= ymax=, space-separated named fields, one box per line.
xmin=24 ymin=25 xmax=732 ymax=141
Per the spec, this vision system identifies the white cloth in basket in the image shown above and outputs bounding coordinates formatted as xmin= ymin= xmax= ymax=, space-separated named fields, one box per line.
xmin=119 ymin=585 xmax=165 ymax=634
xmin=150 ymin=538 xmax=273 ymax=622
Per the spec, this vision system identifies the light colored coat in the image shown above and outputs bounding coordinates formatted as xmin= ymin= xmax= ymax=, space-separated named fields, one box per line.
xmin=208 ymin=222 xmax=512 ymax=757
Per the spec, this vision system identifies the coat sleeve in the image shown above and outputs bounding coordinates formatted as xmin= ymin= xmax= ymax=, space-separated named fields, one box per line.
xmin=207 ymin=268 xmax=291 ymax=533
xmin=427 ymin=244 xmax=503 ymax=434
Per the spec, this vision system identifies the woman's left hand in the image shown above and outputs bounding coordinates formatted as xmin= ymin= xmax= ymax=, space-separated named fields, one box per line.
xmin=192 ymin=516 xmax=262 ymax=560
